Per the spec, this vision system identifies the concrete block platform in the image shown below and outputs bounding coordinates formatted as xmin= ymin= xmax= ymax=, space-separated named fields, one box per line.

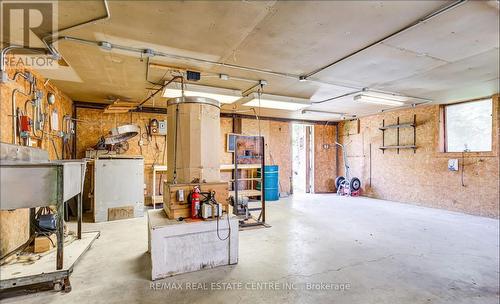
xmin=147 ymin=210 xmax=238 ymax=280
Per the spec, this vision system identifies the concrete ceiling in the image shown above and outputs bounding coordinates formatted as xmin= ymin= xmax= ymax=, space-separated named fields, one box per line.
xmin=25 ymin=0 xmax=499 ymax=121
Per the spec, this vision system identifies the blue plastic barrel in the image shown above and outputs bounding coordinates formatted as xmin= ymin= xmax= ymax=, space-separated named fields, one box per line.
xmin=263 ymin=165 xmax=279 ymax=201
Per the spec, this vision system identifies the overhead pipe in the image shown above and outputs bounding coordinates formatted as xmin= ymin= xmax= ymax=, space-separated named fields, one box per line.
xmin=36 ymin=0 xmax=364 ymax=92
xmin=50 ymin=36 xmax=365 ymax=92
xmin=147 ymin=59 xmax=261 ymax=85
xmin=49 ymin=37 xmax=438 ymax=105
xmin=0 ymin=46 xmax=49 ymax=82
xmin=42 ymin=0 xmax=110 ymax=60
xmin=301 ymin=0 xmax=468 ymax=79
xmin=1 ymin=46 xmax=23 ymax=81
xmin=55 ymin=36 xmax=302 ymax=80
xmin=1 ymin=0 xmax=109 ymax=81
xmin=6 ymin=0 xmax=454 ymax=110
xmin=220 ymin=112 xmax=337 ymax=125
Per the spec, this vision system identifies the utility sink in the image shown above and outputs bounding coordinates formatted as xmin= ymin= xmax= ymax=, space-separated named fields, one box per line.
xmin=0 ymin=143 xmax=86 ymax=210
xmin=0 ymin=142 xmax=88 ymax=272
xmin=0 ymin=160 xmax=86 ymax=210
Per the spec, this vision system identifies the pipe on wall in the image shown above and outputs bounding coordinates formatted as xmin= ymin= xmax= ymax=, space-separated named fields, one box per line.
xmin=11 ymin=89 xmax=28 ymax=145
xmin=0 ymin=47 xmax=48 ymax=83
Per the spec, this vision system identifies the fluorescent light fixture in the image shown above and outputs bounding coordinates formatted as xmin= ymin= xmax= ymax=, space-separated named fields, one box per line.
xmin=353 ymin=94 xmax=405 ymax=106
xmin=243 ymin=93 xmax=310 ymax=111
xmin=162 ymin=83 xmax=241 ymax=104
xmin=302 ymin=109 xmax=355 ymax=119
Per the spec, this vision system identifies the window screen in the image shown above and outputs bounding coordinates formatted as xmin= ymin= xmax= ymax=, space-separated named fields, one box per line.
xmin=445 ymin=99 xmax=492 ymax=152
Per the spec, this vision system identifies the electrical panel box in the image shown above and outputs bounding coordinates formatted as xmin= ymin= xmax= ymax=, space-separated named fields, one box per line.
xmin=448 ymin=159 xmax=459 ymax=171
xmin=158 ymin=120 xmax=167 ymax=135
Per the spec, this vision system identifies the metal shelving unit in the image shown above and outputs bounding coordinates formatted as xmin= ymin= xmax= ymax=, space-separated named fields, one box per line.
xmin=232 ymin=135 xmax=267 ymax=228
xmin=379 ymin=114 xmax=417 ymax=154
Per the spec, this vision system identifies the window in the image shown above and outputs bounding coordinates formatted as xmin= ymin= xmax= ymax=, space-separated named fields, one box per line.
xmin=444 ymin=99 xmax=493 ymax=152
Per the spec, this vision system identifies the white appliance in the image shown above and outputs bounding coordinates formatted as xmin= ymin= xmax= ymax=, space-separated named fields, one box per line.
xmin=93 ymin=155 xmax=144 ymax=222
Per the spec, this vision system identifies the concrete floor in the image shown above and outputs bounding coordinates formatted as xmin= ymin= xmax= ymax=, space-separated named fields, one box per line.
xmin=3 ymin=194 xmax=499 ymax=304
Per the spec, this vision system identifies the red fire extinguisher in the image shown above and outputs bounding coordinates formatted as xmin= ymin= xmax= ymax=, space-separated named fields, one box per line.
xmin=191 ymin=186 xmax=201 ymax=219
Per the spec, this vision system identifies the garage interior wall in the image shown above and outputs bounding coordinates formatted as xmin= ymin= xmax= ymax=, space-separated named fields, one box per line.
xmin=338 ymin=94 xmax=500 ymax=218
xmin=0 ymin=63 xmax=74 ymax=256
xmin=220 ymin=117 xmax=339 ymax=194
xmin=74 ymin=108 xmax=167 ymax=205
xmin=314 ymin=124 xmax=338 ymax=193
xmin=75 ymin=112 xmax=338 ymax=199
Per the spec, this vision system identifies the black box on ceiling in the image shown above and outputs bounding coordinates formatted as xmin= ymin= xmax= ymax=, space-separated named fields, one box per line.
xmin=186 ymin=70 xmax=201 ymax=81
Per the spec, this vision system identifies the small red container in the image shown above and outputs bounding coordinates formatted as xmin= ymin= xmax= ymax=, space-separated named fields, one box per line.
xmin=19 ymin=115 xmax=31 ymax=132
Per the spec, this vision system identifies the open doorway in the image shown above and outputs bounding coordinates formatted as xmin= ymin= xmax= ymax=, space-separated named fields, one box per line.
xmin=292 ymin=124 xmax=314 ymax=194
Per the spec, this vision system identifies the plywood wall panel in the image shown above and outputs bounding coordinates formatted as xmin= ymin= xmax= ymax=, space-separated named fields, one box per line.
xmin=220 ymin=117 xmax=234 ymax=183
xmin=338 ymin=95 xmax=499 ymax=218
xmin=0 ymin=62 xmax=73 ymax=256
xmin=75 ymin=108 xmax=167 ymax=199
xmin=240 ymin=119 xmax=293 ymax=194
xmin=220 ymin=117 xmax=233 ymax=165
xmin=267 ymin=121 xmax=292 ymax=193
xmin=74 ymin=108 xmax=342 ymax=206
xmin=314 ymin=124 xmax=338 ymax=193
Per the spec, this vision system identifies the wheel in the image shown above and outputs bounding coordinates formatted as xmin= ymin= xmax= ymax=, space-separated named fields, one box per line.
xmin=62 ymin=278 xmax=72 ymax=293
xmin=350 ymin=177 xmax=361 ymax=191
xmin=335 ymin=176 xmax=345 ymax=190
xmin=53 ymin=281 xmax=62 ymax=291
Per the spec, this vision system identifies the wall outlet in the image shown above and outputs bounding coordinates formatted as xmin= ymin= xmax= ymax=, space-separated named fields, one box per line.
xmin=448 ymin=159 xmax=459 ymax=171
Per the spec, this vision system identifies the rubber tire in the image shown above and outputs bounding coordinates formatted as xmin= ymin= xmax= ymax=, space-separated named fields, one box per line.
xmin=350 ymin=177 xmax=361 ymax=191
xmin=335 ymin=176 xmax=345 ymax=190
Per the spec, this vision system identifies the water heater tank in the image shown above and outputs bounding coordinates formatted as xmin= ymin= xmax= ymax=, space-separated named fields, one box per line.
xmin=166 ymin=96 xmax=221 ymax=183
